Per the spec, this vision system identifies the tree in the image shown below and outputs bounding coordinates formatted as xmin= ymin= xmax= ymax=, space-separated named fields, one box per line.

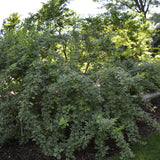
xmin=93 ymin=0 xmax=160 ymax=18
xmin=150 ymin=12 xmax=160 ymax=24
xmin=31 ymin=0 xmax=75 ymax=32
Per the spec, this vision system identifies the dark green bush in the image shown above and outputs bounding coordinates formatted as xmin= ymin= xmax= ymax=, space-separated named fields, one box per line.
xmin=1 ymin=58 xmax=160 ymax=159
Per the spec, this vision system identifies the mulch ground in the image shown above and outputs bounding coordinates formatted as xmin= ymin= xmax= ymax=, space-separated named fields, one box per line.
xmin=0 ymin=142 xmax=54 ymax=160
xmin=0 ymin=97 xmax=160 ymax=160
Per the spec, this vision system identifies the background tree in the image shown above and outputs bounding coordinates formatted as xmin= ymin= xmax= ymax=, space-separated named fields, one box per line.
xmin=93 ymin=0 xmax=160 ymax=17
xmin=151 ymin=23 xmax=160 ymax=54
xmin=150 ymin=12 xmax=160 ymax=24
xmin=149 ymin=13 xmax=160 ymax=55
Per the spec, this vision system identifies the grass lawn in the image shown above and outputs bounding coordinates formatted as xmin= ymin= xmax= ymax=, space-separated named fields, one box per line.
xmin=108 ymin=132 xmax=160 ymax=160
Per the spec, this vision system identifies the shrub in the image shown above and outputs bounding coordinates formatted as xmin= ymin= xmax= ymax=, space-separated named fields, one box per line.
xmin=0 ymin=58 xmax=160 ymax=159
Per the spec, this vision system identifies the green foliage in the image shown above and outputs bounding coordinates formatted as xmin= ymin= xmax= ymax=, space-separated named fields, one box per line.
xmin=1 ymin=13 xmax=21 ymax=32
xmin=110 ymin=10 xmax=152 ymax=59
xmin=0 ymin=2 xmax=160 ymax=159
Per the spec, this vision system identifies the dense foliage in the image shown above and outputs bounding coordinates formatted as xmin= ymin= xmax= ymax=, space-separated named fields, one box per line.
xmin=0 ymin=0 xmax=160 ymax=159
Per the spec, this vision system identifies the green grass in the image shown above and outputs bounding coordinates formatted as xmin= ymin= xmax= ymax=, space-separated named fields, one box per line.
xmin=108 ymin=132 xmax=160 ymax=160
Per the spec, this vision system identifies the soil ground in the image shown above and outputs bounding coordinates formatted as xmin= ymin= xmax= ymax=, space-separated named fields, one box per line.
xmin=0 ymin=97 xmax=160 ymax=160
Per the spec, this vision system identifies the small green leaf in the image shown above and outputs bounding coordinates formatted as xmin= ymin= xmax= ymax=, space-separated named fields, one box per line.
xmin=59 ymin=117 xmax=69 ymax=128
